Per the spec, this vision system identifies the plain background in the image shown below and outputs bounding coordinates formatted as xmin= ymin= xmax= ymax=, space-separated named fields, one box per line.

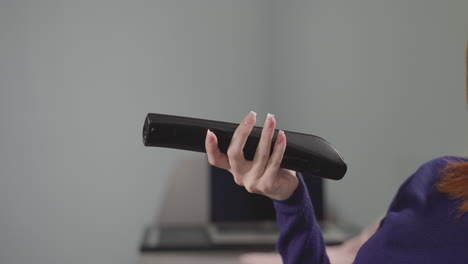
xmin=1 ymin=1 xmax=467 ymax=264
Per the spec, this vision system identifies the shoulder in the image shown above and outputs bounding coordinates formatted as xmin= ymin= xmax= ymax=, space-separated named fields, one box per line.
xmin=395 ymin=156 xmax=468 ymax=198
xmin=421 ymin=155 xmax=468 ymax=169
xmin=413 ymin=155 xmax=468 ymax=179
xmin=414 ymin=156 xmax=468 ymax=182
xmin=385 ymin=156 xmax=468 ymax=217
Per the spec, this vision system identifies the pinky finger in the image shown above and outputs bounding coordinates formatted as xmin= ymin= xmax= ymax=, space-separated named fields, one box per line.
xmin=263 ymin=130 xmax=287 ymax=175
xmin=205 ymin=129 xmax=231 ymax=170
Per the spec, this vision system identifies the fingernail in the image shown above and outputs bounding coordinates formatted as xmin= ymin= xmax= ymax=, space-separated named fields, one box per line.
xmin=276 ymin=130 xmax=285 ymax=144
xmin=266 ymin=113 xmax=275 ymax=128
xmin=206 ymin=129 xmax=214 ymax=143
xmin=243 ymin=111 xmax=257 ymax=125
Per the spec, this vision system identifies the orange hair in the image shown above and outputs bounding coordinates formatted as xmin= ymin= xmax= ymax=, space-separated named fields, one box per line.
xmin=438 ymin=42 xmax=468 ymax=215
xmin=437 ymin=160 xmax=468 ymax=216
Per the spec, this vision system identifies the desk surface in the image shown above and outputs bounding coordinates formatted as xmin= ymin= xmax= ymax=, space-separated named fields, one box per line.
xmin=140 ymin=224 xmax=346 ymax=252
xmin=140 ymin=252 xmax=243 ymax=264
xmin=140 ymin=225 xmax=279 ymax=252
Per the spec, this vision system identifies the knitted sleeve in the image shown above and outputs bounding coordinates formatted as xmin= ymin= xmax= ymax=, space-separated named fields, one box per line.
xmin=272 ymin=172 xmax=330 ymax=264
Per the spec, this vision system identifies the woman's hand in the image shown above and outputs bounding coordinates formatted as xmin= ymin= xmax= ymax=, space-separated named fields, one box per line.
xmin=205 ymin=111 xmax=299 ymax=201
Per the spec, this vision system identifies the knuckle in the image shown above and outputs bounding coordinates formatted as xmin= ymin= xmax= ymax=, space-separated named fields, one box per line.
xmin=250 ymin=166 xmax=263 ymax=177
xmin=229 ymin=166 xmax=238 ymax=175
xmin=207 ymin=156 xmax=216 ymax=166
xmin=227 ymin=147 xmax=242 ymax=159
xmin=245 ymin=183 xmax=258 ymax=194
xmin=233 ymin=176 xmax=244 ymax=186
xmin=208 ymin=157 xmax=223 ymax=168
xmin=258 ymin=152 xmax=269 ymax=161
xmin=245 ymin=186 xmax=254 ymax=194
xmin=271 ymin=158 xmax=281 ymax=167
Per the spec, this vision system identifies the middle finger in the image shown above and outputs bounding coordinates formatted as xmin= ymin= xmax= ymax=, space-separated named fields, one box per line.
xmin=227 ymin=111 xmax=257 ymax=173
xmin=252 ymin=113 xmax=276 ymax=173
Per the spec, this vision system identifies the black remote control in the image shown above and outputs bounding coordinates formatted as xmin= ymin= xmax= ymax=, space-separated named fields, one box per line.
xmin=142 ymin=113 xmax=347 ymax=180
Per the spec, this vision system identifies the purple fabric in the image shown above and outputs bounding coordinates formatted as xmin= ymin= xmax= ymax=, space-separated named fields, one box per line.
xmin=273 ymin=156 xmax=468 ymax=264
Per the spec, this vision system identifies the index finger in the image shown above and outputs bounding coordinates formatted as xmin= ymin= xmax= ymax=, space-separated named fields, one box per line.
xmin=205 ymin=129 xmax=230 ymax=170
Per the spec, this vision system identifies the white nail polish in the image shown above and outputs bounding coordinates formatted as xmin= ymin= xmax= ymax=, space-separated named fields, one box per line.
xmin=244 ymin=111 xmax=257 ymax=125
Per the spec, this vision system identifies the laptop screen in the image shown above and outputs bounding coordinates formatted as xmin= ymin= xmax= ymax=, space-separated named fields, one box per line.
xmin=210 ymin=164 xmax=324 ymax=222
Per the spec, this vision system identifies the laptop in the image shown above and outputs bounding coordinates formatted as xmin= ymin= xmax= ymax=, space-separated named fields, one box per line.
xmin=207 ymin=164 xmax=348 ymax=245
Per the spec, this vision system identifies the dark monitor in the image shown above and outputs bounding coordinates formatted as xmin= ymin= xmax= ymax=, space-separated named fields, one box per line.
xmin=210 ymin=164 xmax=324 ymax=222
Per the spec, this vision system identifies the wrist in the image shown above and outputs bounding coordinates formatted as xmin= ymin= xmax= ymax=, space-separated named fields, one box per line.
xmin=272 ymin=171 xmax=302 ymax=203
xmin=276 ymin=171 xmax=299 ymax=201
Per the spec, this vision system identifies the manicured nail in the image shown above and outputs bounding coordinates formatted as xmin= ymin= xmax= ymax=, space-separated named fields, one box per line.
xmin=276 ymin=130 xmax=285 ymax=144
xmin=243 ymin=111 xmax=257 ymax=125
xmin=266 ymin=113 xmax=275 ymax=128
xmin=206 ymin=129 xmax=214 ymax=143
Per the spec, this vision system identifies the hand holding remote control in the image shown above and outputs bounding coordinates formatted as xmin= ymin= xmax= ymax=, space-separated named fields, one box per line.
xmin=142 ymin=112 xmax=346 ymax=180
xmin=205 ymin=111 xmax=299 ymax=201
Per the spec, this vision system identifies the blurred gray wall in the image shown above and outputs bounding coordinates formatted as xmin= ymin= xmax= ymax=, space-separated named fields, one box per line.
xmin=270 ymin=0 xmax=468 ymax=227
xmin=0 ymin=1 xmax=271 ymax=264
xmin=1 ymin=1 xmax=468 ymax=264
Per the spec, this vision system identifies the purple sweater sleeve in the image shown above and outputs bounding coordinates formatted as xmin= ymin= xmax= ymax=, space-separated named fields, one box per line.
xmin=272 ymin=172 xmax=330 ymax=264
